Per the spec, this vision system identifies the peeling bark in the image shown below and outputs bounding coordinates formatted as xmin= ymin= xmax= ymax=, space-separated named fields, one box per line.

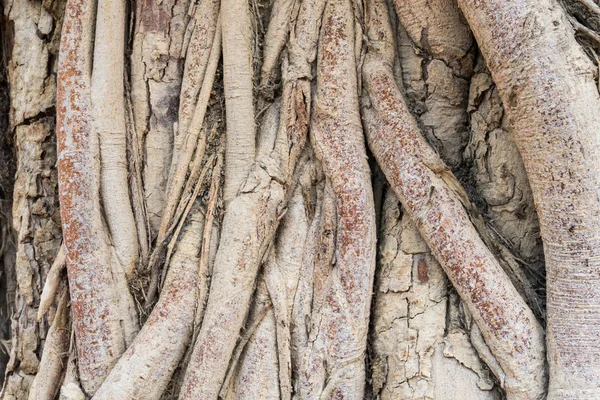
xmin=393 ymin=0 xmax=474 ymax=168
xmin=2 ymin=1 xmax=62 ymax=397
xmin=27 ymin=286 xmax=70 ymax=400
xmin=371 ymin=190 xmax=501 ymax=399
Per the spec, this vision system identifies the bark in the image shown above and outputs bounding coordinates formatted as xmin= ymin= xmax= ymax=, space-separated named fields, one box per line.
xmin=93 ymin=208 xmax=206 ymax=400
xmin=56 ymin=0 xmax=137 ymax=393
xmin=293 ymin=0 xmax=377 ymax=397
xmin=362 ymin=1 xmax=546 ymax=398
xmin=464 ymin=57 xmax=544 ymax=292
xmin=130 ymin=0 xmax=192 ymax=234
xmin=458 ymin=0 xmax=600 ymax=397
xmin=92 ymin=0 xmax=140 ymax=278
xmin=221 ymin=0 xmax=256 ymax=202
xmin=27 ymin=286 xmax=70 ymax=400
xmin=371 ymin=189 xmax=501 ymax=399
xmin=392 ymin=0 xmax=474 ymax=168
xmin=179 ymin=100 xmax=290 ymax=400
xmin=2 ymin=1 xmax=62 ymax=397
xmin=5 ymin=0 xmax=600 ymax=398
xmin=178 ymin=0 xmax=317 ymax=394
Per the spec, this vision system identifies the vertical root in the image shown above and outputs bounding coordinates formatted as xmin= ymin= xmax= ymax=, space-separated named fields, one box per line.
xmin=28 ymin=287 xmax=70 ymax=400
xmin=260 ymin=0 xmax=296 ymax=91
xmin=57 ymin=0 xmax=138 ymax=393
xmin=93 ymin=209 xmax=206 ymax=400
xmin=221 ymin=0 xmax=257 ymax=202
xmin=295 ymin=0 xmax=377 ymax=397
xmin=91 ymin=0 xmax=140 ymax=277
xmin=37 ymin=244 xmax=66 ymax=321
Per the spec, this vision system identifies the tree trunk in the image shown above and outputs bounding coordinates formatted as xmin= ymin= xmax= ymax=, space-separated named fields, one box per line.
xmin=2 ymin=0 xmax=600 ymax=398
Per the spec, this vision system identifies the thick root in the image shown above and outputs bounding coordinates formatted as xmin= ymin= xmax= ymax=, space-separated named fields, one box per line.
xmin=362 ymin=2 xmax=546 ymax=398
xmin=57 ymin=0 xmax=138 ymax=393
xmin=294 ymin=0 xmax=377 ymax=397
xmin=458 ymin=0 xmax=600 ymax=396
xmin=93 ymin=210 xmax=206 ymax=400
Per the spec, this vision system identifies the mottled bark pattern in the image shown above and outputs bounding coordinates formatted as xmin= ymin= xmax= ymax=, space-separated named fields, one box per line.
xmin=295 ymin=0 xmax=377 ymax=396
xmin=362 ymin=2 xmax=546 ymax=398
xmin=458 ymin=0 xmax=600 ymax=397
xmin=2 ymin=1 xmax=62 ymax=397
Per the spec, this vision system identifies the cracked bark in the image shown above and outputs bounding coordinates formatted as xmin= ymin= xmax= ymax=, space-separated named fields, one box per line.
xmin=362 ymin=0 xmax=546 ymax=397
xmin=4 ymin=0 xmax=600 ymax=398
xmin=458 ymin=0 xmax=600 ymax=396
xmin=1 ymin=1 xmax=62 ymax=398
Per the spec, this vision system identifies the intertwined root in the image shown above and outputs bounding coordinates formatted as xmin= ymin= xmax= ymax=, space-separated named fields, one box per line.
xmin=37 ymin=0 xmax=595 ymax=398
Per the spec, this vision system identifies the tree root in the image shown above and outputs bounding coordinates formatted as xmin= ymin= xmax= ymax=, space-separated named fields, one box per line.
xmin=57 ymin=0 xmax=138 ymax=393
xmin=459 ymin=0 xmax=600 ymax=396
xmin=93 ymin=209 xmax=206 ymax=400
xmin=362 ymin=1 xmax=546 ymax=398
xmin=293 ymin=0 xmax=377 ymax=397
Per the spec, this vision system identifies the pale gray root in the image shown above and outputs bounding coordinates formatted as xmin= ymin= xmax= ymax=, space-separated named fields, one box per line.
xmin=224 ymin=154 xmax=316 ymax=400
xmin=173 ymin=0 xmax=221 ymax=172
xmin=2 ymin=1 xmax=62 ymax=397
xmin=286 ymin=0 xmax=326 ymax=83
xmin=91 ymin=0 xmax=140 ymax=278
xmin=222 ymin=283 xmax=279 ymax=400
xmin=56 ymin=0 xmax=138 ymax=393
xmin=159 ymin=154 xmax=216 ymax=297
xmin=289 ymin=175 xmax=325 ymax=381
xmin=178 ymin=7 xmax=318 ymax=391
xmin=192 ymin=149 xmax=224 ymax=329
xmin=125 ymin=79 xmax=150 ymax=265
xmin=295 ymin=0 xmax=377 ymax=397
xmin=260 ymin=0 xmax=296 ymax=89
xmin=28 ymin=287 xmax=70 ymax=400
xmin=168 ymin=157 xmax=223 ymax=398
xmin=221 ymin=0 xmax=257 ymax=202
xmin=93 ymin=210 xmax=205 ymax=400
xmin=145 ymin=23 xmax=221 ymax=307
xmin=292 ymin=181 xmax=336 ymax=399
xmin=157 ymin=21 xmax=221 ymax=245
xmin=179 ymin=101 xmax=289 ymax=399
xmin=37 ymin=245 xmax=66 ymax=320
xmin=225 ymin=308 xmax=280 ymax=400
xmin=458 ymin=0 xmax=600 ymax=397
xmin=263 ymin=172 xmax=314 ymax=400
xmin=362 ymin=1 xmax=546 ymax=398
xmin=371 ymin=190 xmax=501 ymax=399
xmin=59 ymin=334 xmax=82 ymax=398
xmin=130 ymin=0 xmax=193 ymax=234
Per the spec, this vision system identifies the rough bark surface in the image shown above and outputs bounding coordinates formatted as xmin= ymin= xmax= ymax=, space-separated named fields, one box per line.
xmin=458 ymin=0 xmax=600 ymax=397
xmin=5 ymin=0 xmax=600 ymax=398
xmin=362 ymin=1 xmax=546 ymax=398
xmin=2 ymin=1 xmax=62 ymax=398
xmin=371 ymin=189 xmax=501 ymax=400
